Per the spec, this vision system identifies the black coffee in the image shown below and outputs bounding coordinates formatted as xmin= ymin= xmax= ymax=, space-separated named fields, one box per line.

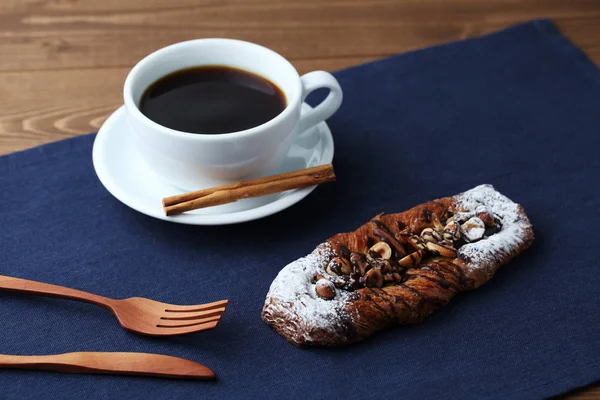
xmin=139 ymin=66 xmax=286 ymax=134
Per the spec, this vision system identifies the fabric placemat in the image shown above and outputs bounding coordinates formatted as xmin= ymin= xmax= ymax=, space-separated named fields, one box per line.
xmin=1 ymin=19 xmax=599 ymax=400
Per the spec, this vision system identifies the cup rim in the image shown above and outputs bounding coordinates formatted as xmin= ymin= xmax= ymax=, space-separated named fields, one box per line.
xmin=123 ymin=38 xmax=302 ymax=141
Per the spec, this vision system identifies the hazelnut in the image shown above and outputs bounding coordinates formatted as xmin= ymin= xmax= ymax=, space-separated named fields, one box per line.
xmin=350 ymin=253 xmax=368 ymax=275
xmin=369 ymin=242 xmax=392 ymax=260
xmin=326 ymin=262 xmax=340 ymax=276
xmin=363 ymin=268 xmax=383 ymax=288
xmin=372 ymin=226 xmax=408 ymax=258
xmin=399 ymin=250 xmax=423 ymax=267
xmin=476 ymin=206 xmax=495 ymax=227
xmin=461 ymin=217 xmax=485 ymax=242
xmin=408 ymin=235 xmax=426 ymax=251
xmin=326 ymin=257 xmax=351 ymax=276
xmin=443 ymin=221 xmax=461 ymax=241
xmin=425 ymin=241 xmax=457 ymax=258
xmin=315 ymin=279 xmax=336 ymax=300
xmin=421 ymin=228 xmax=442 ymax=243
xmin=339 ymin=258 xmax=352 ymax=274
xmin=375 ymin=259 xmax=392 ymax=273
xmin=439 ymin=239 xmax=454 ymax=247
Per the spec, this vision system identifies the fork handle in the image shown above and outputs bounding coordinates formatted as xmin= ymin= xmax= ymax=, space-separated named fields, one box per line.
xmin=0 ymin=275 xmax=111 ymax=310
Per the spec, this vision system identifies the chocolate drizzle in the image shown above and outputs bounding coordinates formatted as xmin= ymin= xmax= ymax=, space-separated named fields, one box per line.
xmin=339 ymin=245 xmax=351 ymax=259
xmin=398 ymin=283 xmax=426 ymax=305
xmin=367 ymin=236 xmax=376 ymax=248
xmin=405 ymin=273 xmax=453 ymax=290
xmin=366 ymin=288 xmax=395 ymax=320
xmin=422 ymin=209 xmax=433 ymax=223
xmin=368 ymin=249 xmax=381 ymax=259
xmin=429 ymin=261 xmax=467 ymax=288
xmin=393 ymin=295 xmax=412 ymax=311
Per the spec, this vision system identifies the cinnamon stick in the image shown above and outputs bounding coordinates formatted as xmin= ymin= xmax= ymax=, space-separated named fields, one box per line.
xmin=162 ymin=164 xmax=334 ymax=207
xmin=163 ymin=164 xmax=335 ymax=216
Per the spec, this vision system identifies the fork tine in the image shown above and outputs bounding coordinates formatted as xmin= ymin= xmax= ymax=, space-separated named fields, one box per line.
xmin=163 ymin=299 xmax=229 ymax=313
xmin=156 ymin=315 xmax=222 ymax=328
xmin=161 ymin=307 xmax=226 ymax=321
xmin=153 ymin=320 xmax=220 ymax=336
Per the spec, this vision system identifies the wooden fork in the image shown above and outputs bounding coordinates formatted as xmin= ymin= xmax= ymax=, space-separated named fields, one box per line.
xmin=0 ymin=275 xmax=228 ymax=336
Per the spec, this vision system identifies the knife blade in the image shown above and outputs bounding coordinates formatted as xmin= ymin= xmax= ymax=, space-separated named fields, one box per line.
xmin=0 ymin=352 xmax=215 ymax=380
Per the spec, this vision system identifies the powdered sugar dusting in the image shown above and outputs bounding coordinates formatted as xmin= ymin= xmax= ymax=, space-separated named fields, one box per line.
xmin=454 ymin=184 xmax=531 ymax=274
xmin=262 ymin=243 xmax=351 ymax=342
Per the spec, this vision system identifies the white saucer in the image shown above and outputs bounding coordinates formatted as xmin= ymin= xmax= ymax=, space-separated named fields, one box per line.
xmin=92 ymin=104 xmax=334 ymax=225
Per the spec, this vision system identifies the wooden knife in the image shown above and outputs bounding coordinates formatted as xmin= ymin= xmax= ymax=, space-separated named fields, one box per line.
xmin=0 ymin=352 xmax=215 ymax=380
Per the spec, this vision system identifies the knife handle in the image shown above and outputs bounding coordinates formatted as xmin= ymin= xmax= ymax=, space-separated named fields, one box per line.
xmin=0 ymin=352 xmax=215 ymax=380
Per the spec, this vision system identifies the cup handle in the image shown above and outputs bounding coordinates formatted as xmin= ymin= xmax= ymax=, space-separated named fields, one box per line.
xmin=296 ymin=71 xmax=343 ymax=134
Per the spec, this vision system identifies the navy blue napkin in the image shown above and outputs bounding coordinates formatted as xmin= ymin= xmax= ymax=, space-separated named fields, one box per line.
xmin=1 ymin=19 xmax=599 ymax=400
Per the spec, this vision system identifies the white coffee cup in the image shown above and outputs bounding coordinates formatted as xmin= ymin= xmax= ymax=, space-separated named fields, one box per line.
xmin=123 ymin=38 xmax=342 ymax=191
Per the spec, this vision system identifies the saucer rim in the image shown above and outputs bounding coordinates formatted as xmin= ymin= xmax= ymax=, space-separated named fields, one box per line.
xmin=92 ymin=104 xmax=334 ymax=225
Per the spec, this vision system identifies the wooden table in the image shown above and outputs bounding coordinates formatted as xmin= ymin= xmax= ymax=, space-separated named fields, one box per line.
xmin=0 ymin=1 xmax=598 ymax=397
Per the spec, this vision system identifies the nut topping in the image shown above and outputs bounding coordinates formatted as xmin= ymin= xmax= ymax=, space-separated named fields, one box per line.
xmin=327 ymin=257 xmax=351 ymax=276
xmin=375 ymin=259 xmax=392 ymax=273
xmin=326 ymin=260 xmax=340 ymax=276
xmin=408 ymin=235 xmax=426 ymax=251
xmin=325 ymin=265 xmax=339 ymax=276
xmin=443 ymin=221 xmax=461 ymax=241
xmin=399 ymin=250 xmax=423 ymax=267
xmin=439 ymin=239 xmax=454 ymax=247
xmin=476 ymin=206 xmax=495 ymax=228
xmin=350 ymin=253 xmax=368 ymax=275
xmin=363 ymin=268 xmax=384 ymax=288
xmin=461 ymin=217 xmax=485 ymax=242
xmin=421 ymin=228 xmax=442 ymax=243
xmin=372 ymin=224 xmax=408 ymax=257
xmin=425 ymin=241 xmax=457 ymax=258
xmin=369 ymin=242 xmax=392 ymax=260
xmin=315 ymin=279 xmax=336 ymax=300
xmin=340 ymin=258 xmax=352 ymax=274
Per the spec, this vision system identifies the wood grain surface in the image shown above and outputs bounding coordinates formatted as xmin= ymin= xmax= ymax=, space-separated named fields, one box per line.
xmin=0 ymin=0 xmax=598 ymax=397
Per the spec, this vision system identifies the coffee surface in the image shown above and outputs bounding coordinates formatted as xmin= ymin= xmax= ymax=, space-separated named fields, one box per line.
xmin=139 ymin=66 xmax=286 ymax=134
